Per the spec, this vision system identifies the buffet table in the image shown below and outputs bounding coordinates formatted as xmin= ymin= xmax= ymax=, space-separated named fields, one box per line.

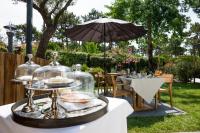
xmin=0 ymin=97 xmax=133 ymax=133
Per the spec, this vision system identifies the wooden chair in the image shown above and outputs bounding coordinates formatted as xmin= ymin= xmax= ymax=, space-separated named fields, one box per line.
xmin=95 ymin=72 xmax=106 ymax=94
xmin=154 ymin=70 xmax=163 ymax=77
xmin=108 ymin=74 xmax=134 ymax=106
xmin=157 ymin=74 xmax=174 ymax=107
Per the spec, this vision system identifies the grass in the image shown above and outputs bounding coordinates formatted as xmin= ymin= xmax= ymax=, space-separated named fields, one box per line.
xmin=127 ymin=82 xmax=200 ymax=133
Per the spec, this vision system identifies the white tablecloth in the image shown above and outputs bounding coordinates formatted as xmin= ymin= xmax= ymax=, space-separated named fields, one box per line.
xmin=0 ymin=97 xmax=133 ymax=133
xmin=130 ymin=78 xmax=164 ymax=103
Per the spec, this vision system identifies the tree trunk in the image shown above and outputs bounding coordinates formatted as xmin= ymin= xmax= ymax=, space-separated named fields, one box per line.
xmin=147 ymin=16 xmax=153 ymax=71
xmin=36 ymin=26 xmax=56 ymax=58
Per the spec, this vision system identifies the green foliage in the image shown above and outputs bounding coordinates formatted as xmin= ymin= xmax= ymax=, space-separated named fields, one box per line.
xmin=0 ymin=41 xmax=7 ymax=52
xmin=128 ymin=83 xmax=200 ymax=133
xmin=175 ymin=56 xmax=200 ymax=82
xmin=106 ymin=0 xmax=189 ymax=69
xmin=136 ymin=58 xmax=148 ymax=72
xmin=167 ymin=33 xmax=186 ymax=56
xmin=82 ymin=42 xmax=100 ymax=54
xmin=184 ymin=0 xmax=200 ymax=17
xmin=54 ymin=11 xmax=81 ymax=43
xmin=81 ymin=8 xmax=105 ymax=22
xmin=47 ymin=42 xmax=63 ymax=51
xmin=186 ymin=23 xmax=200 ymax=56
xmin=89 ymin=55 xmax=114 ymax=69
xmin=81 ymin=64 xmax=90 ymax=72
xmin=20 ymin=0 xmax=75 ymax=58
xmin=15 ymin=24 xmax=41 ymax=44
xmin=58 ymin=51 xmax=88 ymax=66
xmin=153 ymin=55 xmax=171 ymax=70
xmin=89 ymin=67 xmax=104 ymax=73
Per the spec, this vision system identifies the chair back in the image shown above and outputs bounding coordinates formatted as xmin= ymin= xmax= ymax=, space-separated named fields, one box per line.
xmin=105 ymin=74 xmax=114 ymax=86
xmin=154 ymin=70 xmax=163 ymax=77
xmin=160 ymin=74 xmax=173 ymax=83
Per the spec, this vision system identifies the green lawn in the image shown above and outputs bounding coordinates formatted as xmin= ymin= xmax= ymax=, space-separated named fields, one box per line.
xmin=127 ymin=83 xmax=200 ymax=133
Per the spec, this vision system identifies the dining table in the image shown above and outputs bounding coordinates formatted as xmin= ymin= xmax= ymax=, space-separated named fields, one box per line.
xmin=0 ymin=97 xmax=133 ymax=133
xmin=117 ymin=76 xmax=164 ymax=111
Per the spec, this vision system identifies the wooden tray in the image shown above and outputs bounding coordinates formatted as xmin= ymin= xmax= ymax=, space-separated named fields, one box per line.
xmin=11 ymin=94 xmax=108 ymax=128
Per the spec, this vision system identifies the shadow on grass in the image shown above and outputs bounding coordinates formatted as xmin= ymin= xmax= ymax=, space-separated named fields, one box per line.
xmin=173 ymin=82 xmax=200 ymax=90
xmin=160 ymin=82 xmax=200 ymax=105
xmin=127 ymin=116 xmax=165 ymax=129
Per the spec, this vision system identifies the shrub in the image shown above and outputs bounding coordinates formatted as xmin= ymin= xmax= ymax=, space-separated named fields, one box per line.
xmin=81 ymin=64 xmax=90 ymax=72
xmin=163 ymin=62 xmax=176 ymax=75
xmin=174 ymin=56 xmax=200 ymax=82
xmin=136 ymin=58 xmax=148 ymax=72
xmin=59 ymin=52 xmax=88 ymax=66
xmin=89 ymin=56 xmax=114 ymax=72
xmin=47 ymin=42 xmax=63 ymax=51
xmin=82 ymin=42 xmax=100 ymax=54
xmin=0 ymin=42 xmax=7 ymax=52
xmin=89 ymin=67 xmax=104 ymax=73
xmin=153 ymin=55 xmax=170 ymax=70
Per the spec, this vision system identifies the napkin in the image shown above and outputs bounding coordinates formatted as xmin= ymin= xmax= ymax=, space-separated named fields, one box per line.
xmin=58 ymin=98 xmax=103 ymax=112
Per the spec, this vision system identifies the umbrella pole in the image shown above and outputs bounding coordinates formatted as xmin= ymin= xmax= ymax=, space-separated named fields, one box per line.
xmin=103 ymin=23 xmax=106 ymax=95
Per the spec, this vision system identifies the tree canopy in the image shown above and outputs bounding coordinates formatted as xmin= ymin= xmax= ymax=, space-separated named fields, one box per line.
xmin=54 ymin=11 xmax=81 ymax=43
xmin=106 ymin=0 xmax=189 ymax=70
xmin=81 ymin=8 xmax=105 ymax=22
xmin=20 ymin=0 xmax=74 ymax=58
xmin=15 ymin=24 xmax=41 ymax=44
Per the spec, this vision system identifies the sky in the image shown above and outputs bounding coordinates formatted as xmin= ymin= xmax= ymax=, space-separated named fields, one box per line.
xmin=0 ymin=0 xmax=114 ymax=33
xmin=0 ymin=0 xmax=199 ymax=38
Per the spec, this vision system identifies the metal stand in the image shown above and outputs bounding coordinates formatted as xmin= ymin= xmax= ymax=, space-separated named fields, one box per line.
xmin=44 ymin=90 xmax=65 ymax=119
xmin=22 ymin=89 xmax=37 ymax=113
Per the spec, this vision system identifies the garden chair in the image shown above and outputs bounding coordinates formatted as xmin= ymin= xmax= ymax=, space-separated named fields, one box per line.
xmin=154 ymin=70 xmax=163 ymax=77
xmin=157 ymin=74 xmax=174 ymax=107
xmin=96 ymin=72 xmax=106 ymax=94
xmin=108 ymin=74 xmax=134 ymax=106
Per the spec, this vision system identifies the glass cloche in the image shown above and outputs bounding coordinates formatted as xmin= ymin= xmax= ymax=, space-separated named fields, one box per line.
xmin=58 ymin=64 xmax=96 ymax=103
xmin=14 ymin=54 xmax=40 ymax=82
xmin=30 ymin=52 xmax=72 ymax=90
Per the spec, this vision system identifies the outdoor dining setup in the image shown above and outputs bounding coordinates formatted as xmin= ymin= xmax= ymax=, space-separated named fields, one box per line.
xmin=92 ymin=70 xmax=173 ymax=112
xmin=65 ymin=17 xmax=174 ymax=112
xmin=0 ymin=17 xmax=174 ymax=133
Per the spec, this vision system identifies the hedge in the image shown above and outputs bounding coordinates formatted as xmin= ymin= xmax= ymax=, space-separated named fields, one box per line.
xmin=58 ymin=51 xmax=88 ymax=66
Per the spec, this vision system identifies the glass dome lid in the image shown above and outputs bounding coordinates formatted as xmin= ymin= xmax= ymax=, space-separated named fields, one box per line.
xmin=58 ymin=64 xmax=97 ymax=103
xmin=31 ymin=52 xmax=72 ymax=90
xmin=14 ymin=54 xmax=40 ymax=82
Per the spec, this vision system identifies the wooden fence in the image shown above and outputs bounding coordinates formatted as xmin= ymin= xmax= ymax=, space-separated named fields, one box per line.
xmin=0 ymin=52 xmax=50 ymax=105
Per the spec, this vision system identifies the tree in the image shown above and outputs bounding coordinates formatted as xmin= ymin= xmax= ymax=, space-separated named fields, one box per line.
xmin=168 ymin=33 xmax=186 ymax=56
xmin=20 ymin=0 xmax=74 ymax=58
xmin=15 ymin=24 xmax=41 ymax=44
xmin=184 ymin=0 xmax=200 ymax=17
xmin=186 ymin=23 xmax=200 ymax=56
xmin=106 ymin=0 xmax=189 ymax=71
xmin=81 ymin=8 xmax=105 ymax=22
xmin=54 ymin=11 xmax=80 ymax=44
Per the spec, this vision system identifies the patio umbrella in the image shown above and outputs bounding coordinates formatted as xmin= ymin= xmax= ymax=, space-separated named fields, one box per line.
xmin=65 ymin=18 xmax=147 ymax=90
xmin=66 ymin=17 xmax=146 ymax=64
xmin=66 ymin=18 xmax=146 ymax=43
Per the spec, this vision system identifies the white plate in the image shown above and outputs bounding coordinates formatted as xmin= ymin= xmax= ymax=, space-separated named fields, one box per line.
xmin=60 ymin=93 xmax=93 ymax=103
xmin=44 ymin=78 xmax=74 ymax=88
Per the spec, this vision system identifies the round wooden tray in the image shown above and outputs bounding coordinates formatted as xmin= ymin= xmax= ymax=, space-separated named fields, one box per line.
xmin=11 ymin=94 xmax=108 ymax=128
